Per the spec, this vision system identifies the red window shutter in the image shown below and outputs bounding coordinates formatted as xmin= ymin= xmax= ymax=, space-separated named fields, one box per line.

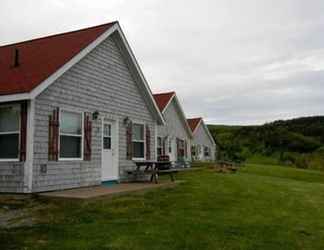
xmin=84 ymin=114 xmax=92 ymax=161
xmin=48 ymin=108 xmax=59 ymax=161
xmin=184 ymin=140 xmax=188 ymax=158
xmin=19 ymin=101 xmax=27 ymax=161
xmin=162 ymin=137 xmax=166 ymax=155
xmin=126 ymin=121 xmax=133 ymax=160
xmin=176 ymin=138 xmax=180 ymax=156
xmin=146 ymin=125 xmax=151 ymax=160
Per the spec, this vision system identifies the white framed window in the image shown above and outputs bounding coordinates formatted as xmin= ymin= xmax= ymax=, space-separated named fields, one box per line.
xmin=168 ymin=138 xmax=172 ymax=154
xmin=204 ymin=146 xmax=210 ymax=157
xmin=59 ymin=109 xmax=83 ymax=160
xmin=157 ymin=137 xmax=162 ymax=157
xmin=197 ymin=145 xmax=202 ymax=155
xmin=177 ymin=138 xmax=185 ymax=159
xmin=0 ymin=105 xmax=20 ymax=161
xmin=132 ymin=123 xmax=145 ymax=159
xmin=191 ymin=145 xmax=196 ymax=156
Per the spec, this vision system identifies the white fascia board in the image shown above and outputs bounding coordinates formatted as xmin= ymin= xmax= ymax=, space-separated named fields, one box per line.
xmin=201 ymin=120 xmax=216 ymax=146
xmin=1 ymin=22 xmax=165 ymax=126
xmin=161 ymin=92 xmax=176 ymax=114
xmin=192 ymin=119 xmax=202 ymax=135
xmin=114 ymin=24 xmax=165 ymax=126
xmin=0 ymin=93 xmax=31 ymax=103
xmin=30 ymin=24 xmax=119 ymax=99
xmin=171 ymin=94 xmax=194 ymax=139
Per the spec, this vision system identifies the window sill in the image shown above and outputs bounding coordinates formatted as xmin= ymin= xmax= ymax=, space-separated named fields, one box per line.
xmin=132 ymin=157 xmax=146 ymax=161
xmin=0 ymin=159 xmax=20 ymax=162
xmin=59 ymin=158 xmax=84 ymax=162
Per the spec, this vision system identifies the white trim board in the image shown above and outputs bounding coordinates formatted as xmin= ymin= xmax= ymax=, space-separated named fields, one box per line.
xmin=25 ymin=99 xmax=35 ymax=193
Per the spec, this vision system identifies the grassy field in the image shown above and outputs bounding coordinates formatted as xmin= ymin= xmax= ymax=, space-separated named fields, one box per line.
xmin=2 ymin=164 xmax=324 ymax=250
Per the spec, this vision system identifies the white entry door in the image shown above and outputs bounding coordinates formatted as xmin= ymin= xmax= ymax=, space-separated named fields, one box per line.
xmin=169 ymin=138 xmax=177 ymax=162
xmin=102 ymin=121 xmax=118 ymax=181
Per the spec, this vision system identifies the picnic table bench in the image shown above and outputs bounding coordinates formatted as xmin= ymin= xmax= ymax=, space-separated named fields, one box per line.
xmin=216 ymin=160 xmax=241 ymax=172
xmin=128 ymin=159 xmax=178 ymax=184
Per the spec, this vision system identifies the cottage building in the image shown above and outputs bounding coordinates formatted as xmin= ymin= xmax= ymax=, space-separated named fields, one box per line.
xmin=187 ymin=118 xmax=216 ymax=161
xmin=0 ymin=22 xmax=165 ymax=193
xmin=153 ymin=92 xmax=192 ymax=166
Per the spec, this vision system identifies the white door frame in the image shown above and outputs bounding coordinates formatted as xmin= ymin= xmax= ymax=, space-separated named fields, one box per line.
xmin=101 ymin=118 xmax=119 ymax=181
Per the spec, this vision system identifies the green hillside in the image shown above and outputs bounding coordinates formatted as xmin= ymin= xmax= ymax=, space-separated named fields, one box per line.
xmin=208 ymin=116 xmax=324 ymax=170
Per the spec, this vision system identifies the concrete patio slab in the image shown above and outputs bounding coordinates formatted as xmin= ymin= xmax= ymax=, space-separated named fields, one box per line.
xmin=38 ymin=180 xmax=182 ymax=200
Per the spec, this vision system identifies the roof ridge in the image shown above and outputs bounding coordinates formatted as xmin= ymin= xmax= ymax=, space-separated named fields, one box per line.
xmin=187 ymin=117 xmax=202 ymax=121
xmin=153 ymin=91 xmax=175 ymax=96
xmin=0 ymin=21 xmax=118 ymax=48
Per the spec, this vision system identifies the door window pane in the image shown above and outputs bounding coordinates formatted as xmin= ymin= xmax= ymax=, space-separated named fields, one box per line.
xmin=103 ymin=137 xmax=111 ymax=149
xmin=60 ymin=136 xmax=81 ymax=158
xmin=103 ymin=124 xmax=111 ymax=137
xmin=60 ymin=110 xmax=82 ymax=135
xmin=0 ymin=134 xmax=19 ymax=159
xmin=0 ymin=106 xmax=20 ymax=132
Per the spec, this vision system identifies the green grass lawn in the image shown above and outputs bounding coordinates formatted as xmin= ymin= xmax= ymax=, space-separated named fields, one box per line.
xmin=2 ymin=164 xmax=324 ymax=250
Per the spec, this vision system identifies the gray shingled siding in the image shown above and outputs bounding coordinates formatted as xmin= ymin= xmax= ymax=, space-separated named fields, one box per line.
xmin=32 ymin=34 xmax=156 ymax=192
xmin=0 ymin=162 xmax=25 ymax=193
xmin=157 ymin=99 xmax=191 ymax=162
xmin=193 ymin=123 xmax=216 ymax=161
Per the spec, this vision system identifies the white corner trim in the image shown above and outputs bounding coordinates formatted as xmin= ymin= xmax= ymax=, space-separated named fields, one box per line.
xmin=154 ymin=123 xmax=158 ymax=161
xmin=25 ymin=99 xmax=35 ymax=193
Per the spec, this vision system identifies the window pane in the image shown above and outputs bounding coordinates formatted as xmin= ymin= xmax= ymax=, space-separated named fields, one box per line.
xmin=60 ymin=135 xmax=81 ymax=158
xmin=103 ymin=124 xmax=111 ymax=137
xmin=0 ymin=106 xmax=20 ymax=132
xmin=0 ymin=134 xmax=19 ymax=159
xmin=60 ymin=111 xmax=82 ymax=135
xmin=132 ymin=124 xmax=144 ymax=141
xmin=157 ymin=137 xmax=162 ymax=147
xmin=103 ymin=137 xmax=111 ymax=149
xmin=133 ymin=142 xmax=144 ymax=158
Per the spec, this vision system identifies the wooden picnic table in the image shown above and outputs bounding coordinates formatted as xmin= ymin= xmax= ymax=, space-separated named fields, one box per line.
xmin=130 ymin=160 xmax=177 ymax=183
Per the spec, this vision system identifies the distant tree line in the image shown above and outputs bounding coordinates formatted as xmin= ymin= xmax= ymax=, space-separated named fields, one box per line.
xmin=208 ymin=116 xmax=324 ymax=169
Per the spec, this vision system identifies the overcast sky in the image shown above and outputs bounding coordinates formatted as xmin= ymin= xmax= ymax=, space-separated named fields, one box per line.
xmin=1 ymin=0 xmax=324 ymax=125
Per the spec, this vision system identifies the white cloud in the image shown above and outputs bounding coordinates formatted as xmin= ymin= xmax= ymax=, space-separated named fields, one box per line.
xmin=0 ymin=0 xmax=323 ymax=124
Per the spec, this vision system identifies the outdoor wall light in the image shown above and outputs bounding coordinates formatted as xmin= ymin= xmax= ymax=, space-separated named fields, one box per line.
xmin=123 ymin=116 xmax=130 ymax=125
xmin=92 ymin=110 xmax=99 ymax=120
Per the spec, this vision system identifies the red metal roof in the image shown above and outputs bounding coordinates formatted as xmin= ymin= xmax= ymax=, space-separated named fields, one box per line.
xmin=153 ymin=92 xmax=175 ymax=112
xmin=187 ymin=117 xmax=202 ymax=133
xmin=0 ymin=22 xmax=116 ymax=96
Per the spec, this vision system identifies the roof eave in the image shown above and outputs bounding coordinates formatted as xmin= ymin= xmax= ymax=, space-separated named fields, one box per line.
xmin=0 ymin=92 xmax=31 ymax=103
xmin=0 ymin=22 xmax=166 ymax=125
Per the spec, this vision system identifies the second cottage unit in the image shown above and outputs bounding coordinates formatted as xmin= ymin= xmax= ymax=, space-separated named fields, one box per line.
xmin=187 ymin=118 xmax=216 ymax=161
xmin=153 ymin=92 xmax=193 ymax=166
